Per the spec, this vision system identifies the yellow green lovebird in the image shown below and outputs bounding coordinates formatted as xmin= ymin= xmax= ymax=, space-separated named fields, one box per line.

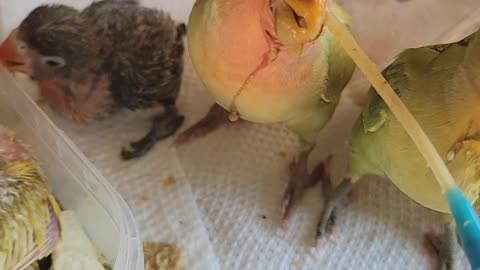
xmin=174 ymin=0 xmax=356 ymax=226
xmin=0 ymin=125 xmax=62 ymax=270
xmin=316 ymin=28 xmax=480 ymax=268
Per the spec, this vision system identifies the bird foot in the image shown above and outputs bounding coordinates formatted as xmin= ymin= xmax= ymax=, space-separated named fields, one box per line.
xmin=121 ymin=107 xmax=184 ymax=160
xmin=280 ymin=152 xmax=330 ymax=230
xmin=315 ymin=174 xmax=353 ymax=249
xmin=171 ymin=103 xmax=235 ymax=147
xmin=424 ymin=224 xmax=460 ymax=270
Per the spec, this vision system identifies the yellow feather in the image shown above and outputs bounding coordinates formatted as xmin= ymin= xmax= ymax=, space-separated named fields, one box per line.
xmin=0 ymin=159 xmax=60 ymax=269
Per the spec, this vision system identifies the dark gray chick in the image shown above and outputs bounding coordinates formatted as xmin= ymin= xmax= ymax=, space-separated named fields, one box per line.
xmin=0 ymin=0 xmax=186 ymax=160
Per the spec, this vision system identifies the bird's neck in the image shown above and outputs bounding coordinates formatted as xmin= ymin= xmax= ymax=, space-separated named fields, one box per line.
xmin=202 ymin=0 xmax=272 ymax=69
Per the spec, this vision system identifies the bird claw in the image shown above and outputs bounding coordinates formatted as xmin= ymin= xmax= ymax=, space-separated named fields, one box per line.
xmin=423 ymin=224 xmax=459 ymax=270
xmin=120 ymin=147 xmax=144 ymax=161
xmin=315 ymin=170 xmax=353 ymax=249
xmin=171 ymin=127 xmax=196 ymax=148
xmin=130 ymin=137 xmax=148 ymax=150
xmin=121 ymin=145 xmax=146 ymax=161
xmin=315 ymin=206 xmax=337 ymax=242
xmin=275 ymin=227 xmax=287 ymax=238
xmin=309 ymin=246 xmax=322 ymax=259
xmin=121 ymin=111 xmax=184 ymax=161
xmin=313 ymin=232 xmax=337 ymax=257
xmin=280 ymin=180 xmax=296 ymax=227
xmin=280 ymin=153 xmax=329 ymax=231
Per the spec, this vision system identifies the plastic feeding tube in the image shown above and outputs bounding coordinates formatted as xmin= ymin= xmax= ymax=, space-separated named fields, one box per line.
xmin=325 ymin=10 xmax=480 ymax=269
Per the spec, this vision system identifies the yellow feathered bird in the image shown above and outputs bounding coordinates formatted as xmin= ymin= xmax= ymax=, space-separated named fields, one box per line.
xmin=316 ymin=29 xmax=480 ymax=268
xmin=175 ymin=0 xmax=355 ymax=226
xmin=0 ymin=126 xmax=62 ymax=270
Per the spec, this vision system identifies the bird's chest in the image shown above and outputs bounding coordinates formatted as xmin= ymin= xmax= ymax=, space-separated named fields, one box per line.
xmin=195 ymin=32 xmax=329 ymax=122
xmin=375 ymin=88 xmax=480 ymax=212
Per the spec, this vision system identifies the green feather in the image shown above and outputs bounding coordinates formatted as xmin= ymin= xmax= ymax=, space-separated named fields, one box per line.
xmin=347 ymin=28 xmax=480 ymax=213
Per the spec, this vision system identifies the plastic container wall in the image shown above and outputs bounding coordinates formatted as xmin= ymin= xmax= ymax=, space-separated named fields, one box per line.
xmin=434 ymin=7 xmax=480 ymax=43
xmin=0 ymin=66 xmax=144 ymax=269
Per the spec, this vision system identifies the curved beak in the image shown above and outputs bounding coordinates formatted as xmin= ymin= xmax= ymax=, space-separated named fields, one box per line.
xmin=275 ymin=0 xmax=330 ymax=52
xmin=0 ymin=31 xmax=31 ymax=74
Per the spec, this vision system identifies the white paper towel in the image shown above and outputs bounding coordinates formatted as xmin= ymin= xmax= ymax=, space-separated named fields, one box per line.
xmin=1 ymin=0 xmax=480 ymax=269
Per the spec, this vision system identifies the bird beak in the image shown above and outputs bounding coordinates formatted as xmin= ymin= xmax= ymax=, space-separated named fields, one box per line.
xmin=0 ymin=31 xmax=32 ymax=75
xmin=275 ymin=0 xmax=330 ymax=52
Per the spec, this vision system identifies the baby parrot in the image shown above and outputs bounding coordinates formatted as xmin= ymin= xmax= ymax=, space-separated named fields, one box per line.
xmin=0 ymin=0 xmax=186 ymax=160
xmin=0 ymin=125 xmax=62 ymax=270
xmin=175 ymin=0 xmax=356 ymax=226
xmin=315 ymin=29 xmax=480 ymax=268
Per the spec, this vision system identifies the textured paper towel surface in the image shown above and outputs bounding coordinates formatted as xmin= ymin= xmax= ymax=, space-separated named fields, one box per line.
xmin=1 ymin=0 xmax=480 ymax=269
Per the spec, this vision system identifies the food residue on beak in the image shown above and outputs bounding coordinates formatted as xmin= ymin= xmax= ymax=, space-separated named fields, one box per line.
xmin=275 ymin=0 xmax=328 ymax=55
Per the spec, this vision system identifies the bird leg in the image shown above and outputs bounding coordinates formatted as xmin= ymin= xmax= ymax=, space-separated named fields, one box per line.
xmin=280 ymin=149 xmax=329 ymax=230
xmin=121 ymin=105 xmax=184 ymax=160
xmin=316 ymin=176 xmax=354 ymax=249
xmin=424 ymin=223 xmax=462 ymax=270
xmin=172 ymin=103 xmax=238 ymax=147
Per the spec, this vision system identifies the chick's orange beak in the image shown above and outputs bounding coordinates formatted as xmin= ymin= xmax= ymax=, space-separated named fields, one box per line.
xmin=0 ymin=34 xmax=31 ymax=74
xmin=275 ymin=0 xmax=330 ymax=48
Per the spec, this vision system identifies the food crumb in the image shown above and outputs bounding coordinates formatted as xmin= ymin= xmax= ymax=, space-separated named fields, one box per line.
xmin=143 ymin=241 xmax=184 ymax=270
xmin=292 ymin=261 xmax=302 ymax=269
xmin=261 ymin=215 xmax=267 ymax=220
xmin=278 ymin=152 xmax=287 ymax=158
xmin=163 ymin=176 xmax=176 ymax=187
xmin=141 ymin=195 xmax=150 ymax=202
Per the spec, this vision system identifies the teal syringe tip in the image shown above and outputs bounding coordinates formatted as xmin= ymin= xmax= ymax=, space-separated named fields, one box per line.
xmin=447 ymin=187 xmax=480 ymax=269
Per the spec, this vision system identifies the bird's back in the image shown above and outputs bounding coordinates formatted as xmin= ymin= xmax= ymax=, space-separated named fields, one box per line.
xmin=0 ymin=161 xmax=61 ymax=270
xmin=81 ymin=0 xmax=186 ymax=110
xmin=347 ymin=29 xmax=480 ymax=213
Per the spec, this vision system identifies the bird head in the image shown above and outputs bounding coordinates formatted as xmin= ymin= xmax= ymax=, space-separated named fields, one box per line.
xmin=0 ymin=5 xmax=98 ymax=81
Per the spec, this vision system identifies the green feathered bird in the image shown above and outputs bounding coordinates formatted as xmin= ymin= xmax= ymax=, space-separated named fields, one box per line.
xmin=174 ymin=0 xmax=356 ymax=226
xmin=0 ymin=126 xmax=62 ymax=270
xmin=316 ymin=28 xmax=480 ymax=269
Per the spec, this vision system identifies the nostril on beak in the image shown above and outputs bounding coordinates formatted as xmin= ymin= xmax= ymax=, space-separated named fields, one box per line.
xmin=292 ymin=10 xmax=307 ymax=29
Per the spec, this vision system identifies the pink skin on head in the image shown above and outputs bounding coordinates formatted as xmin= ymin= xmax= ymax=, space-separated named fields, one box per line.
xmin=0 ymin=31 xmax=112 ymax=125
xmin=0 ymin=127 xmax=31 ymax=162
xmin=38 ymin=79 xmax=70 ymax=116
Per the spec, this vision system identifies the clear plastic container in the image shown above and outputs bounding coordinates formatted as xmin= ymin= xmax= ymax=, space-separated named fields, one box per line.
xmin=0 ymin=65 xmax=144 ymax=269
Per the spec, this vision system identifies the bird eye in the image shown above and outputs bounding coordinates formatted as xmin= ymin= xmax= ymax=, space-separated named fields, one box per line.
xmin=40 ymin=56 xmax=66 ymax=69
